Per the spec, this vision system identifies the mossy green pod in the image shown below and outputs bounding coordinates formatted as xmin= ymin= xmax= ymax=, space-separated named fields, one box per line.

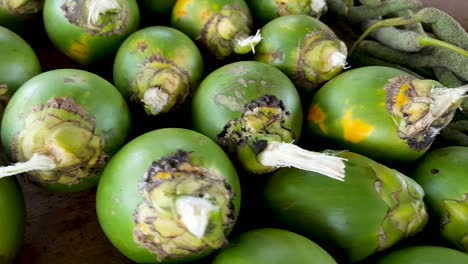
xmin=263 ymin=151 xmax=428 ymax=263
xmin=374 ymin=246 xmax=468 ymax=264
xmin=43 ymin=0 xmax=140 ymax=65
xmin=113 ymin=26 xmax=204 ymax=116
xmin=212 ymin=228 xmax=337 ymax=264
xmin=171 ymin=0 xmax=259 ymax=60
xmin=96 ymin=128 xmax=241 ymax=263
xmin=0 ymin=69 xmax=131 ymax=192
xmin=306 ymin=66 xmax=466 ymax=164
xmin=254 ymin=15 xmax=347 ymax=94
xmin=245 ymin=0 xmax=327 ymax=25
xmin=410 ymin=146 xmax=468 ymax=252
xmin=0 ymin=175 xmax=26 ymax=263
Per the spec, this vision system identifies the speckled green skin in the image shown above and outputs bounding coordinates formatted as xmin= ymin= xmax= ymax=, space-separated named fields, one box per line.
xmin=0 ymin=69 xmax=131 ymax=192
xmin=410 ymin=146 xmax=468 ymax=252
xmin=212 ymin=228 xmax=337 ymax=264
xmin=0 ymin=176 xmax=25 ymax=264
xmin=43 ymin=0 xmax=140 ymax=65
xmin=0 ymin=25 xmax=41 ymax=96
xmin=191 ymin=61 xmax=302 ymax=143
xmin=375 ymin=246 xmax=468 ymax=264
xmin=96 ymin=128 xmax=241 ymax=263
xmin=263 ymin=151 xmax=428 ymax=263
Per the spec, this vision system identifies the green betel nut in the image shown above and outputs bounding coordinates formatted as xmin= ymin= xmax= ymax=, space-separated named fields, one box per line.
xmin=13 ymin=97 xmax=106 ymax=186
xmin=133 ymin=150 xmax=235 ymax=262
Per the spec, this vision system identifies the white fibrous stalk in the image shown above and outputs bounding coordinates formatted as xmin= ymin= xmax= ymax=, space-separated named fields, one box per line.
xmin=236 ymin=29 xmax=262 ymax=54
xmin=311 ymin=0 xmax=327 ymax=14
xmin=142 ymin=87 xmax=169 ymax=115
xmin=0 ymin=153 xmax=56 ymax=179
xmin=259 ymin=141 xmax=347 ymax=181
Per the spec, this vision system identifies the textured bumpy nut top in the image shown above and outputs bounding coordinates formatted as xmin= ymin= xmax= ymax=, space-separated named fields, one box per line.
xmin=133 ymin=150 xmax=236 ymax=262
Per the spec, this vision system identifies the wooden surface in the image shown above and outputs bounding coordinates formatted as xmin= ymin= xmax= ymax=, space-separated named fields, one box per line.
xmin=10 ymin=1 xmax=468 ymax=263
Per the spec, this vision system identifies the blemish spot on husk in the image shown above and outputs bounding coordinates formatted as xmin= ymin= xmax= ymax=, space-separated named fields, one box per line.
xmin=308 ymin=104 xmax=327 ymax=134
xmin=341 ymin=109 xmax=374 ymax=143
xmin=12 ymin=97 xmax=106 ymax=186
xmin=213 ymin=79 xmax=270 ymax=112
xmin=132 ymin=150 xmax=236 ymax=262
xmin=61 ymin=0 xmax=129 ymax=36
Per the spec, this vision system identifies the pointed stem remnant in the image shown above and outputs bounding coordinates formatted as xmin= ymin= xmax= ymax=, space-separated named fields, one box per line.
xmin=0 ymin=153 xmax=56 ymax=179
xmin=234 ymin=29 xmax=262 ymax=55
xmin=176 ymin=196 xmax=220 ymax=239
xmin=258 ymin=141 xmax=347 ymax=181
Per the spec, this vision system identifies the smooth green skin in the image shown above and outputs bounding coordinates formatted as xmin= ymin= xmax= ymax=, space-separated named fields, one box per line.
xmin=0 ymin=177 xmax=26 ymax=263
xmin=43 ymin=0 xmax=140 ymax=65
xmin=212 ymin=228 xmax=337 ymax=264
xmin=0 ymin=69 xmax=131 ymax=192
xmin=113 ymin=26 xmax=204 ymax=100
xmin=96 ymin=128 xmax=241 ymax=264
xmin=306 ymin=66 xmax=425 ymax=164
xmin=375 ymin=246 xmax=468 ymax=264
xmin=263 ymin=151 xmax=422 ymax=263
xmin=410 ymin=146 xmax=468 ymax=250
xmin=253 ymin=15 xmax=339 ymax=92
xmin=170 ymin=0 xmax=251 ymax=40
xmin=191 ymin=60 xmax=303 ymax=143
xmin=0 ymin=25 xmax=41 ymax=96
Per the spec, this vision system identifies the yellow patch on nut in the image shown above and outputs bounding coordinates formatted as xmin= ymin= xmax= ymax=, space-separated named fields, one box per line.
xmin=342 ymin=109 xmax=374 ymax=143
xmin=308 ymin=104 xmax=327 ymax=134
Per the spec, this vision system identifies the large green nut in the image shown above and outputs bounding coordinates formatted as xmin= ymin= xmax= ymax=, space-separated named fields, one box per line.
xmin=113 ymin=26 xmax=204 ymax=116
xmin=0 ymin=176 xmax=26 ymax=264
xmin=96 ymin=128 xmax=241 ymax=264
xmin=263 ymin=151 xmax=428 ymax=263
xmin=212 ymin=228 xmax=338 ymax=264
xmin=410 ymin=146 xmax=468 ymax=252
xmin=43 ymin=0 xmax=140 ymax=65
xmin=191 ymin=61 xmax=303 ymax=174
xmin=0 ymin=69 xmax=131 ymax=192
xmin=306 ymin=66 xmax=462 ymax=164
